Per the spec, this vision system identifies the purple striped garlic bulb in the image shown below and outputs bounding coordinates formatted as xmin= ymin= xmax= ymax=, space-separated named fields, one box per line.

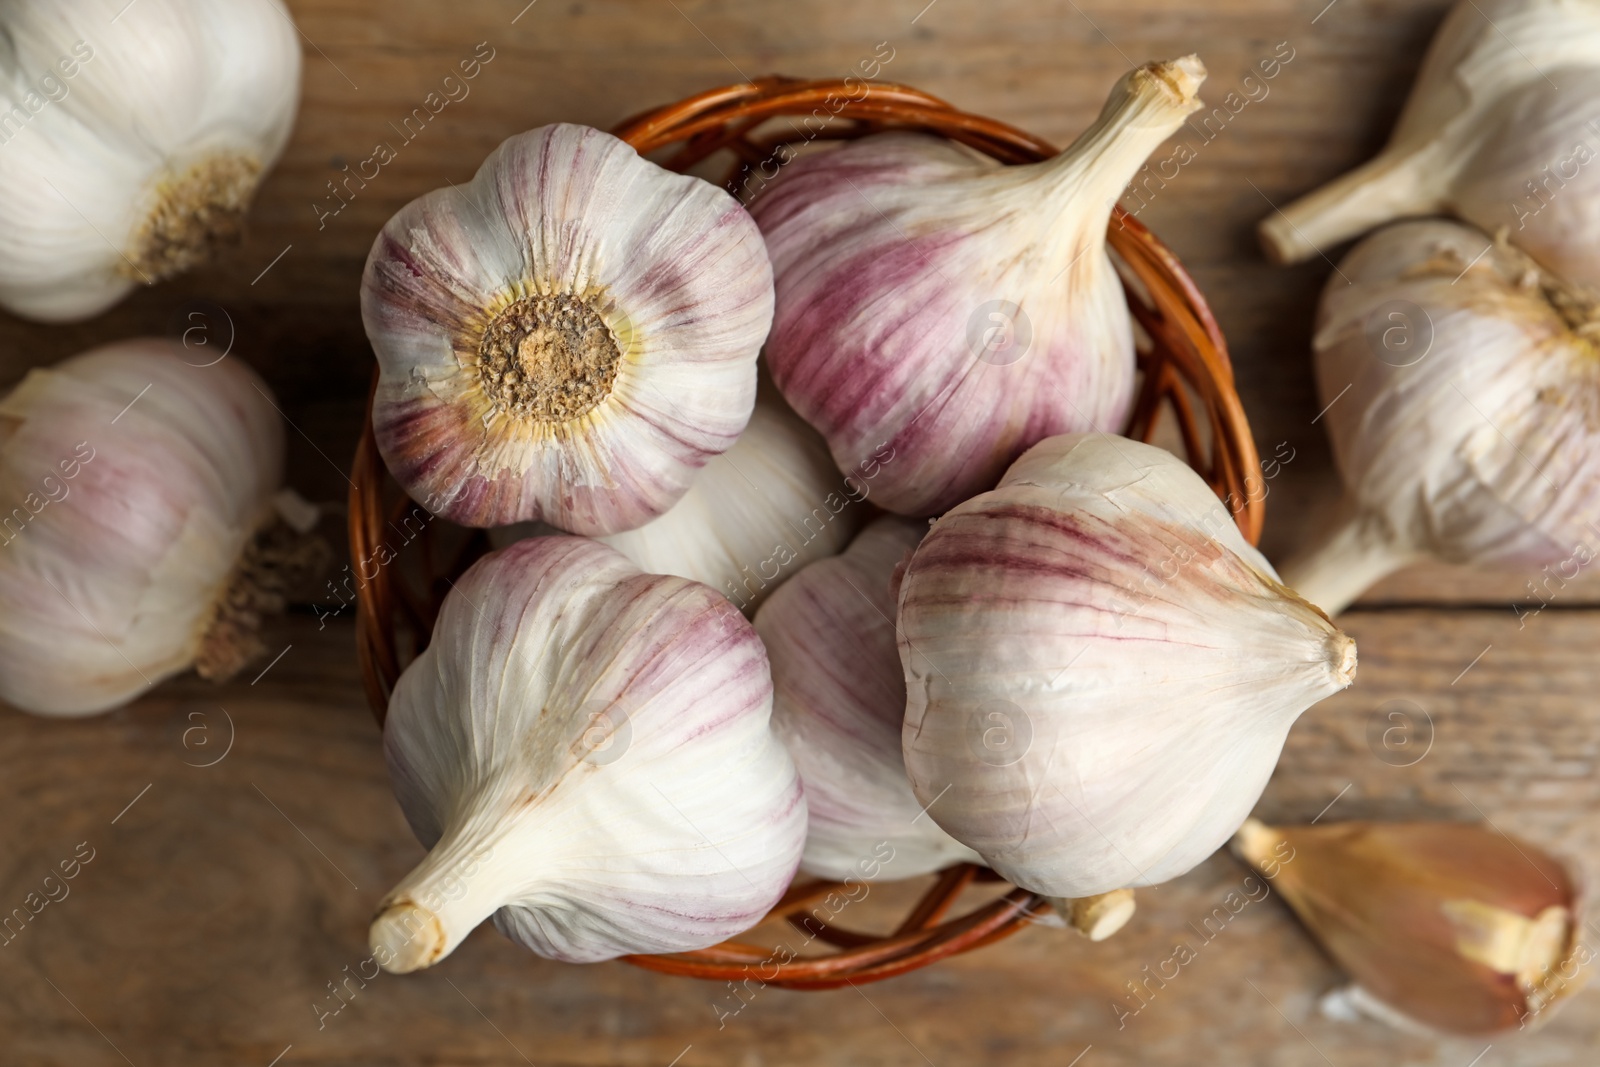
xmin=370 ymin=537 xmax=805 ymax=969
xmin=755 ymin=516 xmax=981 ymax=881
xmin=898 ymin=433 xmax=1356 ymax=899
xmin=749 ymin=57 xmax=1206 ymax=517
xmin=361 ymin=123 xmax=774 ymax=534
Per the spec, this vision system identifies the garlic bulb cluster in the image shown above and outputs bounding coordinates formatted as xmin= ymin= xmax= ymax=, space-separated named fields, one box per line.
xmin=0 ymin=0 xmax=302 ymax=322
xmin=749 ymin=57 xmax=1207 ymax=517
xmin=898 ymin=433 xmax=1356 ymax=898
xmin=370 ymin=537 xmax=805 ymax=969
xmin=362 ymin=123 xmax=774 ymax=534
xmin=755 ymin=517 xmax=981 ymax=881
xmin=599 ymin=397 xmax=860 ymax=613
xmin=1279 ymin=220 xmax=1600 ymax=614
xmin=1260 ymin=0 xmax=1600 ymax=292
xmin=1234 ymin=819 xmax=1583 ymax=1034
xmin=0 ymin=340 xmax=299 ymax=716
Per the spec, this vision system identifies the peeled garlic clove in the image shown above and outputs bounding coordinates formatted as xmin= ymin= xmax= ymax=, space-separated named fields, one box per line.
xmin=754 ymin=517 xmax=981 ymax=881
xmin=0 ymin=340 xmax=297 ymax=716
xmin=0 ymin=0 xmax=301 ymax=322
xmin=362 ymin=123 xmax=774 ymax=535
xmin=1260 ymin=0 xmax=1600 ymax=288
xmin=898 ymin=433 xmax=1356 ymax=898
xmin=371 ymin=537 xmax=805 ymax=969
xmin=598 ymin=396 xmax=861 ymax=613
xmin=1233 ymin=819 xmax=1585 ymax=1034
xmin=1279 ymin=219 xmax=1600 ymax=614
xmin=750 ymin=57 xmax=1206 ymax=517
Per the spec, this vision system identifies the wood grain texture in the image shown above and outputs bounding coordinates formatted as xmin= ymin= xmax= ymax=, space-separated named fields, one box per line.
xmin=5 ymin=0 xmax=1600 ymax=1063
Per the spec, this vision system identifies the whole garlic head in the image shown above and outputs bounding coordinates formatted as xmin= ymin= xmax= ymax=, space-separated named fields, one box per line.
xmin=0 ymin=340 xmax=287 ymax=716
xmin=0 ymin=0 xmax=302 ymax=322
xmin=599 ymin=397 xmax=861 ymax=614
xmin=362 ymin=123 xmax=774 ymax=534
xmin=898 ymin=434 xmax=1356 ymax=899
xmin=1280 ymin=220 xmax=1600 ymax=614
xmin=750 ymin=57 xmax=1206 ymax=516
xmin=370 ymin=537 xmax=805 ymax=969
xmin=755 ymin=517 xmax=981 ymax=881
xmin=1261 ymin=0 xmax=1600 ymax=292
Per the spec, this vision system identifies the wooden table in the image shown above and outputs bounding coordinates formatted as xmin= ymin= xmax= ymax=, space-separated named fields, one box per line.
xmin=4 ymin=0 xmax=1598 ymax=1063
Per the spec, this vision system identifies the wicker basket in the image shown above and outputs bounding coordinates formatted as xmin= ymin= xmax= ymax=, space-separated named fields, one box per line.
xmin=350 ymin=76 xmax=1263 ymax=990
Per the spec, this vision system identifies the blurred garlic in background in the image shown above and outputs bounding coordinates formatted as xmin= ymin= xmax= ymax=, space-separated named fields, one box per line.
xmin=371 ymin=537 xmax=805 ymax=970
xmin=0 ymin=0 xmax=302 ymax=322
xmin=750 ymin=57 xmax=1207 ymax=517
xmin=0 ymin=340 xmax=318 ymax=716
xmin=898 ymin=433 xmax=1356 ymax=899
xmin=363 ymin=123 xmax=773 ymax=534
xmin=1233 ymin=818 xmax=1586 ymax=1034
xmin=1279 ymin=220 xmax=1600 ymax=614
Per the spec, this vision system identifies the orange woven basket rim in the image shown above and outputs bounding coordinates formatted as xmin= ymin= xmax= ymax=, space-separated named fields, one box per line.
xmin=350 ymin=74 xmax=1262 ymax=991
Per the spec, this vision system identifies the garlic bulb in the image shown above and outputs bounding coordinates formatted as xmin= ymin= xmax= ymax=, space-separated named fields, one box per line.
xmin=749 ymin=57 xmax=1207 ymax=517
xmin=1279 ymin=220 xmax=1600 ymax=614
xmin=0 ymin=339 xmax=306 ymax=716
xmin=599 ymin=397 xmax=861 ymax=613
xmin=1234 ymin=819 xmax=1584 ymax=1034
xmin=898 ymin=433 xmax=1356 ymax=899
xmin=0 ymin=0 xmax=301 ymax=322
xmin=754 ymin=516 xmax=981 ymax=881
xmin=362 ymin=123 xmax=773 ymax=534
xmin=370 ymin=536 xmax=805 ymax=969
xmin=1260 ymin=0 xmax=1600 ymax=291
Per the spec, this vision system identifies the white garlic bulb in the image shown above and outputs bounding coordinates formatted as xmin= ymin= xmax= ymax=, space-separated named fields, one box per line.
xmin=749 ymin=57 xmax=1206 ymax=517
xmin=0 ymin=0 xmax=302 ymax=322
xmin=1260 ymin=0 xmax=1600 ymax=292
xmin=0 ymin=339 xmax=295 ymax=716
xmin=362 ymin=123 xmax=774 ymax=535
xmin=1279 ymin=220 xmax=1600 ymax=614
xmin=597 ymin=397 xmax=861 ymax=613
xmin=370 ymin=536 xmax=805 ymax=970
xmin=898 ymin=433 xmax=1356 ymax=899
xmin=755 ymin=516 xmax=981 ymax=881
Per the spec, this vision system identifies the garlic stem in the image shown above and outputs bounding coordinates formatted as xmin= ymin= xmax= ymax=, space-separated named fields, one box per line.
xmin=1259 ymin=140 xmax=1455 ymax=265
xmin=1277 ymin=503 xmax=1422 ymax=616
xmin=1050 ymin=889 xmax=1137 ymax=941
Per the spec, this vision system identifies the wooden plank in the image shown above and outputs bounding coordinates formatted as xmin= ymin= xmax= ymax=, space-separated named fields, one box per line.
xmin=3 ymin=608 xmax=1598 ymax=1065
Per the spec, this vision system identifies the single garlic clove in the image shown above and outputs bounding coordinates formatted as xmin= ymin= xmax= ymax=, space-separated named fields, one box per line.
xmin=371 ymin=536 xmax=805 ymax=968
xmin=1278 ymin=219 xmax=1600 ymax=614
xmin=1233 ymin=818 xmax=1585 ymax=1034
xmin=0 ymin=339 xmax=298 ymax=715
xmin=0 ymin=0 xmax=302 ymax=321
xmin=598 ymin=395 xmax=862 ymax=614
xmin=1259 ymin=0 xmax=1600 ymax=288
xmin=898 ymin=433 xmax=1356 ymax=899
xmin=362 ymin=123 xmax=774 ymax=535
xmin=750 ymin=57 xmax=1207 ymax=517
xmin=755 ymin=516 xmax=982 ymax=881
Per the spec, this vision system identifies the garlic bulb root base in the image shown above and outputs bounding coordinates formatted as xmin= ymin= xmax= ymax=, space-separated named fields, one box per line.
xmin=1259 ymin=143 xmax=1450 ymax=265
xmin=369 ymin=901 xmax=446 ymax=975
xmin=1051 ymin=889 xmax=1137 ymax=941
xmin=127 ymin=153 xmax=265 ymax=283
xmin=1277 ymin=502 xmax=1420 ymax=617
xmin=195 ymin=506 xmax=330 ymax=681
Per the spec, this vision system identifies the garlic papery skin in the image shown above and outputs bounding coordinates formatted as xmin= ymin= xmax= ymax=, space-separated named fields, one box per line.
xmin=898 ymin=433 xmax=1356 ymax=899
xmin=362 ymin=123 xmax=774 ymax=534
xmin=754 ymin=516 xmax=981 ymax=881
xmin=1279 ymin=220 xmax=1600 ymax=615
xmin=748 ymin=57 xmax=1206 ymax=517
xmin=1260 ymin=0 xmax=1600 ymax=287
xmin=1233 ymin=819 xmax=1584 ymax=1034
xmin=0 ymin=340 xmax=290 ymax=716
xmin=598 ymin=397 xmax=861 ymax=614
xmin=370 ymin=536 xmax=805 ymax=969
xmin=0 ymin=0 xmax=301 ymax=322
